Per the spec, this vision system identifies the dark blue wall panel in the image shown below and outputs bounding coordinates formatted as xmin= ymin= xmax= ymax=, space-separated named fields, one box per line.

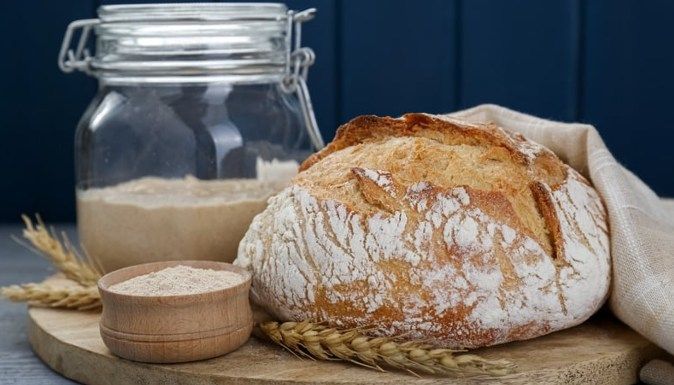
xmin=0 ymin=1 xmax=96 ymax=222
xmin=460 ymin=0 xmax=581 ymax=121
xmin=1 ymin=0 xmax=674 ymax=222
xmin=339 ymin=0 xmax=458 ymax=121
xmin=582 ymin=0 xmax=674 ymax=196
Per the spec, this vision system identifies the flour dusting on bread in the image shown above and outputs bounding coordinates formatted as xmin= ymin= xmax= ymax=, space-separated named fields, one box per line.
xmin=235 ymin=113 xmax=610 ymax=348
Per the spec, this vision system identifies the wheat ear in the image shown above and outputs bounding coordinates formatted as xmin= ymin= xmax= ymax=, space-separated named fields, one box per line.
xmin=258 ymin=320 xmax=516 ymax=377
xmin=1 ymin=282 xmax=101 ymax=310
xmin=18 ymin=214 xmax=101 ymax=286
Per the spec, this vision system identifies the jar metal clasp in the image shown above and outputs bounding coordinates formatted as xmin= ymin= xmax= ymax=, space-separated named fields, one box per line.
xmin=281 ymin=8 xmax=324 ymax=150
xmin=57 ymin=18 xmax=98 ymax=75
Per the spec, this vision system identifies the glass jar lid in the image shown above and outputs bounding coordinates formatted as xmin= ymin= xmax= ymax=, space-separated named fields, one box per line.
xmin=59 ymin=3 xmax=315 ymax=83
xmin=97 ymin=3 xmax=287 ymax=22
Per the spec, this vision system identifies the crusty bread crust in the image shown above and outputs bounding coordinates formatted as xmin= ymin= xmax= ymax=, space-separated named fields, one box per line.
xmin=302 ymin=114 xmax=566 ymax=185
xmin=236 ymin=114 xmax=610 ymax=348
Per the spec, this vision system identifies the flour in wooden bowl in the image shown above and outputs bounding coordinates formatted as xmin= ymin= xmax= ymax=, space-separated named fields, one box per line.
xmin=108 ymin=265 xmax=245 ymax=296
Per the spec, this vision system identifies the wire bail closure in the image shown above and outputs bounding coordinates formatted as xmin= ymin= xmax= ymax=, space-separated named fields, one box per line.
xmin=57 ymin=7 xmax=325 ymax=150
xmin=281 ymin=8 xmax=323 ymax=150
xmin=58 ymin=18 xmax=99 ymax=75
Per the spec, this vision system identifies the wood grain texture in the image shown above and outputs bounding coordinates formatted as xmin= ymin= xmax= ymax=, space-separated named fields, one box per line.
xmin=29 ymin=306 xmax=664 ymax=385
xmin=0 ymin=225 xmax=78 ymax=385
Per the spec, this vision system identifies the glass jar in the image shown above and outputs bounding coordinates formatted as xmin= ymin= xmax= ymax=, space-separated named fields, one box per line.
xmin=59 ymin=3 xmax=324 ymax=272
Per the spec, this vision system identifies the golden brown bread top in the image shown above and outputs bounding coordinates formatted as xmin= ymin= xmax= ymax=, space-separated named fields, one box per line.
xmin=296 ymin=113 xmax=585 ymax=260
xmin=301 ymin=113 xmax=566 ymax=185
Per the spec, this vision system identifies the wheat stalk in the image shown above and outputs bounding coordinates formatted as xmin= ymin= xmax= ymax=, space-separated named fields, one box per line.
xmin=0 ymin=215 xmax=102 ymax=309
xmin=18 ymin=214 xmax=101 ymax=286
xmin=258 ymin=320 xmax=516 ymax=377
xmin=1 ymin=282 xmax=101 ymax=310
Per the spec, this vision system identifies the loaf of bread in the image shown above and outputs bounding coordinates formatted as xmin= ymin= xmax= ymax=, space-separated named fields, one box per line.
xmin=234 ymin=113 xmax=610 ymax=348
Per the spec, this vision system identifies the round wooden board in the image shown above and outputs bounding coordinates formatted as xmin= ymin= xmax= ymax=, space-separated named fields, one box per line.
xmin=27 ymin=306 xmax=664 ymax=385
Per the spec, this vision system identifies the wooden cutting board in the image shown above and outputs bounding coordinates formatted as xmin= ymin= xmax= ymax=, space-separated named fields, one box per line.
xmin=28 ymin=306 xmax=664 ymax=385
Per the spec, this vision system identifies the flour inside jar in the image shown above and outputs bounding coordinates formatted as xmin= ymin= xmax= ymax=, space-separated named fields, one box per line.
xmin=77 ymin=174 xmax=291 ymax=273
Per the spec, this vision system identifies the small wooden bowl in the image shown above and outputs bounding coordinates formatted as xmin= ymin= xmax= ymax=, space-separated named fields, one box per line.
xmin=97 ymin=260 xmax=253 ymax=363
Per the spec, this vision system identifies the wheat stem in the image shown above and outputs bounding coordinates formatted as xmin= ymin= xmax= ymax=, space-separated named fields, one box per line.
xmin=258 ymin=321 xmax=516 ymax=377
xmin=19 ymin=214 xmax=101 ymax=286
xmin=1 ymin=282 xmax=101 ymax=310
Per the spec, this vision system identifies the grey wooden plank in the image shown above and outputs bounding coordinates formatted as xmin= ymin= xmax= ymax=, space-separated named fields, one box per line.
xmin=0 ymin=304 xmax=78 ymax=385
xmin=1 ymin=224 xmax=78 ymax=385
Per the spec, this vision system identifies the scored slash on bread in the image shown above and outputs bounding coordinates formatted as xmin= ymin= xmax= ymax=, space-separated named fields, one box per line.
xmin=235 ymin=113 xmax=610 ymax=348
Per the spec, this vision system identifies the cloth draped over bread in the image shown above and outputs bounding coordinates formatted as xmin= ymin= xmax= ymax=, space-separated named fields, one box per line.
xmin=446 ymin=105 xmax=674 ymax=360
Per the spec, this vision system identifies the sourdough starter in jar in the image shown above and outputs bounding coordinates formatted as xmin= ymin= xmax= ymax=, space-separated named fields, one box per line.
xmin=63 ymin=4 xmax=323 ymax=273
xmin=77 ymin=174 xmax=290 ymax=273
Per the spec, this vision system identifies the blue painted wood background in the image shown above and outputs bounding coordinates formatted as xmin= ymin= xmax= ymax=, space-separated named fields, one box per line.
xmin=1 ymin=0 xmax=673 ymax=222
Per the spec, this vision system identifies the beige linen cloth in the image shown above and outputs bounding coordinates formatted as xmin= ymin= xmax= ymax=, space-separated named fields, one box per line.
xmin=445 ymin=105 xmax=674 ymax=384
